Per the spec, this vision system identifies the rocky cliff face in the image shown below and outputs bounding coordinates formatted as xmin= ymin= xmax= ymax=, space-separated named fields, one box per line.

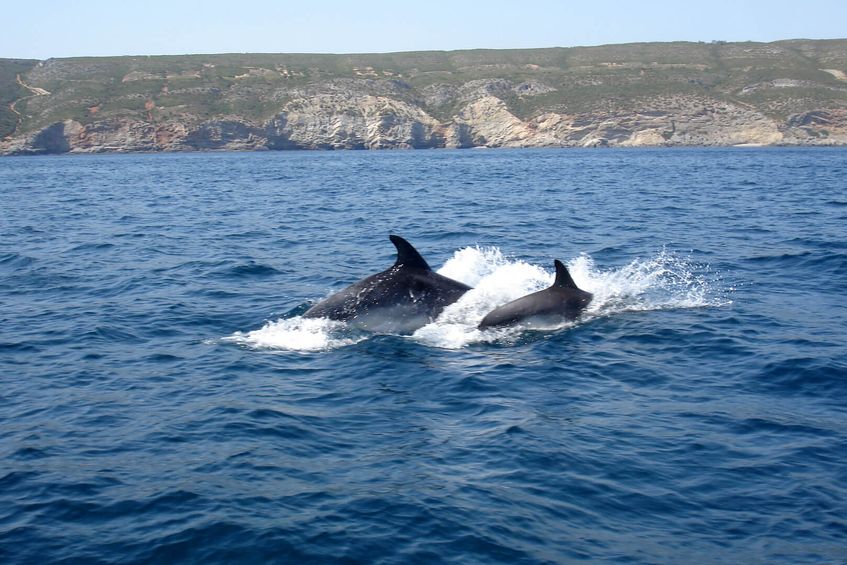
xmin=2 ymin=41 xmax=846 ymax=154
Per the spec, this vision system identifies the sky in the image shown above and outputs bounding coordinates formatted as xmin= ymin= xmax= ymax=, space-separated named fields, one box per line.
xmin=3 ymin=0 xmax=846 ymax=60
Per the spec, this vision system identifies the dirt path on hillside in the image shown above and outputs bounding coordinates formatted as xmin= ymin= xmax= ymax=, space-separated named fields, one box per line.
xmin=17 ymin=74 xmax=51 ymax=96
xmin=5 ymin=75 xmax=52 ymax=137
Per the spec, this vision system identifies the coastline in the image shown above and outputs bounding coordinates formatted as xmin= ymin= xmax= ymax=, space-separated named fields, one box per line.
xmin=3 ymin=40 xmax=846 ymax=155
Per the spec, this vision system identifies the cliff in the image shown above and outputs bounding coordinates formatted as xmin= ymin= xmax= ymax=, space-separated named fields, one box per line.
xmin=2 ymin=40 xmax=847 ymax=154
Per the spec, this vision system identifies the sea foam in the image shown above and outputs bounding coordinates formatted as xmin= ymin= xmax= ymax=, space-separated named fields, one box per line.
xmin=226 ymin=246 xmax=724 ymax=351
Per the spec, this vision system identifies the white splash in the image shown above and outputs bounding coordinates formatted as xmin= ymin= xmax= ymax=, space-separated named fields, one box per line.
xmin=225 ymin=246 xmax=725 ymax=352
xmin=412 ymin=248 xmax=554 ymax=348
xmin=412 ymin=247 xmax=723 ymax=349
xmin=223 ymin=317 xmax=364 ymax=352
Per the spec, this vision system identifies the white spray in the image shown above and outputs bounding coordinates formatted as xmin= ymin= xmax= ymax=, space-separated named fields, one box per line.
xmin=225 ymin=246 xmax=726 ymax=352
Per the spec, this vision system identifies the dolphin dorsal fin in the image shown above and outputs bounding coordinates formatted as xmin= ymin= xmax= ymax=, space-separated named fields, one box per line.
xmin=390 ymin=235 xmax=430 ymax=270
xmin=553 ymin=259 xmax=579 ymax=289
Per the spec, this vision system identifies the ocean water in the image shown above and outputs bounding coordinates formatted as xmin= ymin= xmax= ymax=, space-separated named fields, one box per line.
xmin=1 ymin=147 xmax=846 ymax=564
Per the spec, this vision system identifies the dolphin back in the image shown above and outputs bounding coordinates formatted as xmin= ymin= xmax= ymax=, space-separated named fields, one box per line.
xmin=303 ymin=235 xmax=471 ymax=332
xmin=478 ymin=260 xmax=592 ymax=329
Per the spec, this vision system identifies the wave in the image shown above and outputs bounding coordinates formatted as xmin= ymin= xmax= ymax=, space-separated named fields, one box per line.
xmin=225 ymin=246 xmax=726 ymax=352
xmin=0 ymin=252 xmax=36 ymax=270
xmin=224 ymin=317 xmax=367 ymax=352
xmin=214 ymin=261 xmax=281 ymax=279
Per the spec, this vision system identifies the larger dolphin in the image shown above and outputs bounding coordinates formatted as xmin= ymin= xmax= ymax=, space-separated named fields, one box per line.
xmin=479 ymin=259 xmax=593 ymax=329
xmin=303 ymin=235 xmax=472 ymax=333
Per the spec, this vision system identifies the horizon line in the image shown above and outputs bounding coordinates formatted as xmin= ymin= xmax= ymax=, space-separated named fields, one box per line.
xmin=4 ymin=36 xmax=847 ymax=62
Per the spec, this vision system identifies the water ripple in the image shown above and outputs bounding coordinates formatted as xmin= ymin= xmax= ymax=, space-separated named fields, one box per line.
xmin=1 ymin=148 xmax=846 ymax=564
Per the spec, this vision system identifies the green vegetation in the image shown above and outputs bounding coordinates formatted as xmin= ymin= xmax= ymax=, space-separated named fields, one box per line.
xmin=2 ymin=39 xmax=846 ymax=137
xmin=0 ymin=59 xmax=39 ymax=137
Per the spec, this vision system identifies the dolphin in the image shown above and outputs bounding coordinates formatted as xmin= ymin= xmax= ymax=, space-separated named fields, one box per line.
xmin=303 ymin=235 xmax=472 ymax=333
xmin=478 ymin=259 xmax=593 ymax=329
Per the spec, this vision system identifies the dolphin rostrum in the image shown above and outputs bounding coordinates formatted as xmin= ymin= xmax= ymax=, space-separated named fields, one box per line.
xmin=303 ymin=235 xmax=472 ymax=333
xmin=478 ymin=260 xmax=593 ymax=329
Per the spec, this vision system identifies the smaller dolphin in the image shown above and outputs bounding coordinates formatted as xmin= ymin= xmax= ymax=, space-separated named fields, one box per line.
xmin=478 ymin=260 xmax=593 ymax=329
xmin=303 ymin=235 xmax=472 ymax=333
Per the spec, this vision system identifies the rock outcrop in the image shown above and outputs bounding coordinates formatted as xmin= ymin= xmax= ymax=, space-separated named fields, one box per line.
xmin=2 ymin=40 xmax=846 ymax=154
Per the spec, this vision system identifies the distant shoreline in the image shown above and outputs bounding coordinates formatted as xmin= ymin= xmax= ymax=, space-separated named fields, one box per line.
xmin=5 ymin=144 xmax=847 ymax=159
xmin=3 ymin=39 xmax=846 ymax=155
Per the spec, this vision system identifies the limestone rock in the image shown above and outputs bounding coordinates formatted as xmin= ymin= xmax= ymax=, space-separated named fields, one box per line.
xmin=2 ymin=65 xmax=844 ymax=154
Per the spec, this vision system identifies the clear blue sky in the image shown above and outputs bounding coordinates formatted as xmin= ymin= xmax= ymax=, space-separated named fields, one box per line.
xmin=3 ymin=0 xmax=846 ymax=59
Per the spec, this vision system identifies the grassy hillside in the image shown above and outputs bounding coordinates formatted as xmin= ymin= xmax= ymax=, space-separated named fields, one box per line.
xmin=2 ymin=39 xmax=846 ymax=147
xmin=0 ymin=59 xmax=39 ymax=137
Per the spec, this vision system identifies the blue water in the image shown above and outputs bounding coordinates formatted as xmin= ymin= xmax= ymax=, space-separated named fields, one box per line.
xmin=1 ymin=148 xmax=846 ymax=564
